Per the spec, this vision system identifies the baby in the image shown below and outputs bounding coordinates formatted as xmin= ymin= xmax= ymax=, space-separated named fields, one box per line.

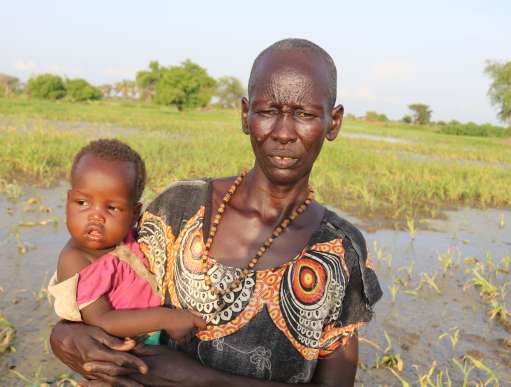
xmin=49 ymin=139 xmax=205 ymax=345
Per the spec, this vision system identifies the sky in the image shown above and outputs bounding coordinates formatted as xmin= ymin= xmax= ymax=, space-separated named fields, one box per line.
xmin=2 ymin=0 xmax=510 ymax=124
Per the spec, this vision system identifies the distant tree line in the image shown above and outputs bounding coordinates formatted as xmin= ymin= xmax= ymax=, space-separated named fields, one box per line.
xmin=349 ymin=103 xmax=509 ymax=138
xmin=1 ymin=57 xmax=510 ymax=124
xmin=0 ymin=59 xmax=246 ymax=110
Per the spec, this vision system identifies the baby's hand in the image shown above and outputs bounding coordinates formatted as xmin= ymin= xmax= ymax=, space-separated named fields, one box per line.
xmin=165 ymin=309 xmax=207 ymax=344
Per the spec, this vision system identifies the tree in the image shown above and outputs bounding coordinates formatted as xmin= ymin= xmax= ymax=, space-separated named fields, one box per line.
xmin=114 ymin=80 xmax=137 ymax=99
xmin=407 ymin=103 xmax=432 ymax=125
xmin=27 ymin=74 xmax=66 ymax=100
xmin=136 ymin=61 xmax=162 ymax=101
xmin=0 ymin=74 xmax=20 ymax=97
xmin=99 ymin=84 xmax=113 ymax=98
xmin=484 ymin=60 xmax=511 ymax=125
xmin=214 ymin=76 xmax=245 ymax=109
xmin=155 ymin=60 xmax=216 ymax=110
xmin=66 ymin=79 xmax=102 ymax=102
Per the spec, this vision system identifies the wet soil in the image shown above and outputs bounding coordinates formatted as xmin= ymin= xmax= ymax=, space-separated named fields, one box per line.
xmin=0 ymin=184 xmax=510 ymax=385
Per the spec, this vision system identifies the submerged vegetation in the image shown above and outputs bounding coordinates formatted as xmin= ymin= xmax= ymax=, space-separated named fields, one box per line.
xmin=0 ymin=98 xmax=510 ymax=220
xmin=0 ymin=99 xmax=510 ymax=384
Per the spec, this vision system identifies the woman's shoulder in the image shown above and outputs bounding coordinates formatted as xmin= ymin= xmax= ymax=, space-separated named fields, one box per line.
xmin=146 ymin=179 xmax=210 ymax=212
xmin=313 ymin=208 xmax=382 ymax=306
xmin=314 ymin=209 xmax=367 ymax=253
xmin=143 ymin=178 xmax=210 ymax=224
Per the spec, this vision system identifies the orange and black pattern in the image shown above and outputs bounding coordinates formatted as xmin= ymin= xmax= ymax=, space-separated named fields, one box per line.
xmin=138 ymin=180 xmax=382 ymax=382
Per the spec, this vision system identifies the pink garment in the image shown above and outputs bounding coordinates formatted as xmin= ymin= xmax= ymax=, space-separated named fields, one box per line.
xmin=76 ymin=231 xmax=161 ymax=311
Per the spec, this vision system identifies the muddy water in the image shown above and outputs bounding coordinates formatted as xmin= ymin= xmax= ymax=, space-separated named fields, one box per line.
xmin=0 ymin=185 xmax=510 ymax=386
xmin=341 ymin=132 xmax=413 ymax=144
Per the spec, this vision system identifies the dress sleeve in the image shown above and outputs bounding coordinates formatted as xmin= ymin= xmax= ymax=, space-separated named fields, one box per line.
xmin=48 ymin=255 xmax=118 ymax=321
xmin=76 ymin=254 xmax=118 ymax=308
xmin=319 ymin=235 xmax=382 ymax=358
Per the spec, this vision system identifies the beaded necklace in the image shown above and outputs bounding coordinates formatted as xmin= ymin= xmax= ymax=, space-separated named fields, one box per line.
xmin=201 ymin=171 xmax=314 ymax=298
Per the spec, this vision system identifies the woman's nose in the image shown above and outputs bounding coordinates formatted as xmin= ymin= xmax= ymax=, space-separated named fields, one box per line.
xmin=271 ymin=113 xmax=297 ymax=144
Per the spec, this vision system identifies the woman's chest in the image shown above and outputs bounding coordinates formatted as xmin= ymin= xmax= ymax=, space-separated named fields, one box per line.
xmin=166 ymin=210 xmax=349 ymax=358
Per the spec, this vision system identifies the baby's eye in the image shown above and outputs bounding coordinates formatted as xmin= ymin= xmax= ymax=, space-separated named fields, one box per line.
xmin=76 ymin=199 xmax=88 ymax=206
xmin=108 ymin=205 xmax=120 ymax=212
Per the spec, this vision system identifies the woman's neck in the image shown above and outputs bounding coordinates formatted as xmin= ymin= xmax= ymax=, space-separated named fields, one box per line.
xmin=235 ymin=166 xmax=311 ymax=224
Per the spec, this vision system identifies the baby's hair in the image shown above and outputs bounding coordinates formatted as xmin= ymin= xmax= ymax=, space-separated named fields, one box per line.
xmin=71 ymin=139 xmax=146 ymax=203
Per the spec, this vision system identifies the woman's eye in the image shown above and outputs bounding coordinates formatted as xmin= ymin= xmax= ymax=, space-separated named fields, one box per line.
xmin=259 ymin=109 xmax=278 ymax=117
xmin=296 ymin=111 xmax=315 ymax=119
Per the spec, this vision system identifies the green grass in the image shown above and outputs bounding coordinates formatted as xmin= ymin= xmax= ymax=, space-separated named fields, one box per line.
xmin=1 ymin=97 xmax=510 ymax=219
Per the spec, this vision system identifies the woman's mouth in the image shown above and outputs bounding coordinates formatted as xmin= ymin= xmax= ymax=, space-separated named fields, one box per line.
xmin=268 ymin=155 xmax=299 ymax=168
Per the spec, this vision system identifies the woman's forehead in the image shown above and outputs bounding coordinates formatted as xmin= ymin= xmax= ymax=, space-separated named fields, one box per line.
xmin=250 ymin=52 xmax=332 ymax=106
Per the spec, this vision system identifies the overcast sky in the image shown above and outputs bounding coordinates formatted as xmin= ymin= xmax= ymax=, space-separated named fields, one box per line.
xmin=2 ymin=0 xmax=510 ymax=124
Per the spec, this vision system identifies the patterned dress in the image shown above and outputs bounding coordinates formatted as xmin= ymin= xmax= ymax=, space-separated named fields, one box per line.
xmin=138 ymin=179 xmax=382 ymax=383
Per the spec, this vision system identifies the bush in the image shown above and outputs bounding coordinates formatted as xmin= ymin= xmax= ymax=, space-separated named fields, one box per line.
xmin=440 ymin=121 xmax=511 ymax=137
xmin=364 ymin=111 xmax=388 ymax=122
xmin=0 ymin=74 xmax=20 ymax=97
xmin=66 ymin=79 xmax=102 ymax=102
xmin=401 ymin=115 xmax=413 ymax=124
xmin=27 ymin=74 xmax=66 ymax=100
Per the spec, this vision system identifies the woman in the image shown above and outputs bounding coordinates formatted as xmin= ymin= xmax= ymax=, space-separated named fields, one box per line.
xmin=50 ymin=38 xmax=382 ymax=386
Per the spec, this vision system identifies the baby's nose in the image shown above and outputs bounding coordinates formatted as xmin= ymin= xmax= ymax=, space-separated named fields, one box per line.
xmin=88 ymin=212 xmax=105 ymax=223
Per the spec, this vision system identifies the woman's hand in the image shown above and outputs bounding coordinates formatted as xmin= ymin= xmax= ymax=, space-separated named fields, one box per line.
xmin=50 ymin=321 xmax=148 ymax=387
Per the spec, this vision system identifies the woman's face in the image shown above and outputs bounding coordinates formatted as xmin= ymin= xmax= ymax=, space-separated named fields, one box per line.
xmin=242 ymin=50 xmax=343 ymax=186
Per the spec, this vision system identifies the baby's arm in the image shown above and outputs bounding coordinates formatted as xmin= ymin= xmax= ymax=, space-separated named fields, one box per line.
xmin=57 ymin=245 xmax=206 ymax=341
xmin=80 ymin=297 xmax=206 ymax=341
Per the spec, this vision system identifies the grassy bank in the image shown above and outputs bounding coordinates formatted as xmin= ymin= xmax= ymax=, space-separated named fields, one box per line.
xmin=1 ymin=98 xmax=510 ymax=219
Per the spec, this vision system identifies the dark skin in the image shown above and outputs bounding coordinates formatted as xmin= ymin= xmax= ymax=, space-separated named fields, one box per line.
xmin=51 ymin=49 xmax=360 ymax=387
xmin=58 ymin=155 xmax=205 ymax=345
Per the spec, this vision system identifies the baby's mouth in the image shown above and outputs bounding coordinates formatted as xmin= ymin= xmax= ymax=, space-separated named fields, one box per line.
xmin=85 ymin=224 xmax=104 ymax=240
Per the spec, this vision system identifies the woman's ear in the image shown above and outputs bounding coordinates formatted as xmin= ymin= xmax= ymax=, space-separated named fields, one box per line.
xmin=241 ymin=97 xmax=250 ymax=135
xmin=133 ymin=202 xmax=143 ymax=225
xmin=326 ymin=104 xmax=344 ymax=141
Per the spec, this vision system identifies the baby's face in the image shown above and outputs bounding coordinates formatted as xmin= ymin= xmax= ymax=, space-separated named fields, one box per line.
xmin=67 ymin=154 xmax=139 ymax=252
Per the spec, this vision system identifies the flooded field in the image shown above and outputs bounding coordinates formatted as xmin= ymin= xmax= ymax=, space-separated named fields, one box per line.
xmin=0 ymin=183 xmax=509 ymax=386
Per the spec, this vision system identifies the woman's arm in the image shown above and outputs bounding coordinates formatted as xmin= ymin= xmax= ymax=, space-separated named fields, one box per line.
xmin=80 ymin=333 xmax=359 ymax=387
